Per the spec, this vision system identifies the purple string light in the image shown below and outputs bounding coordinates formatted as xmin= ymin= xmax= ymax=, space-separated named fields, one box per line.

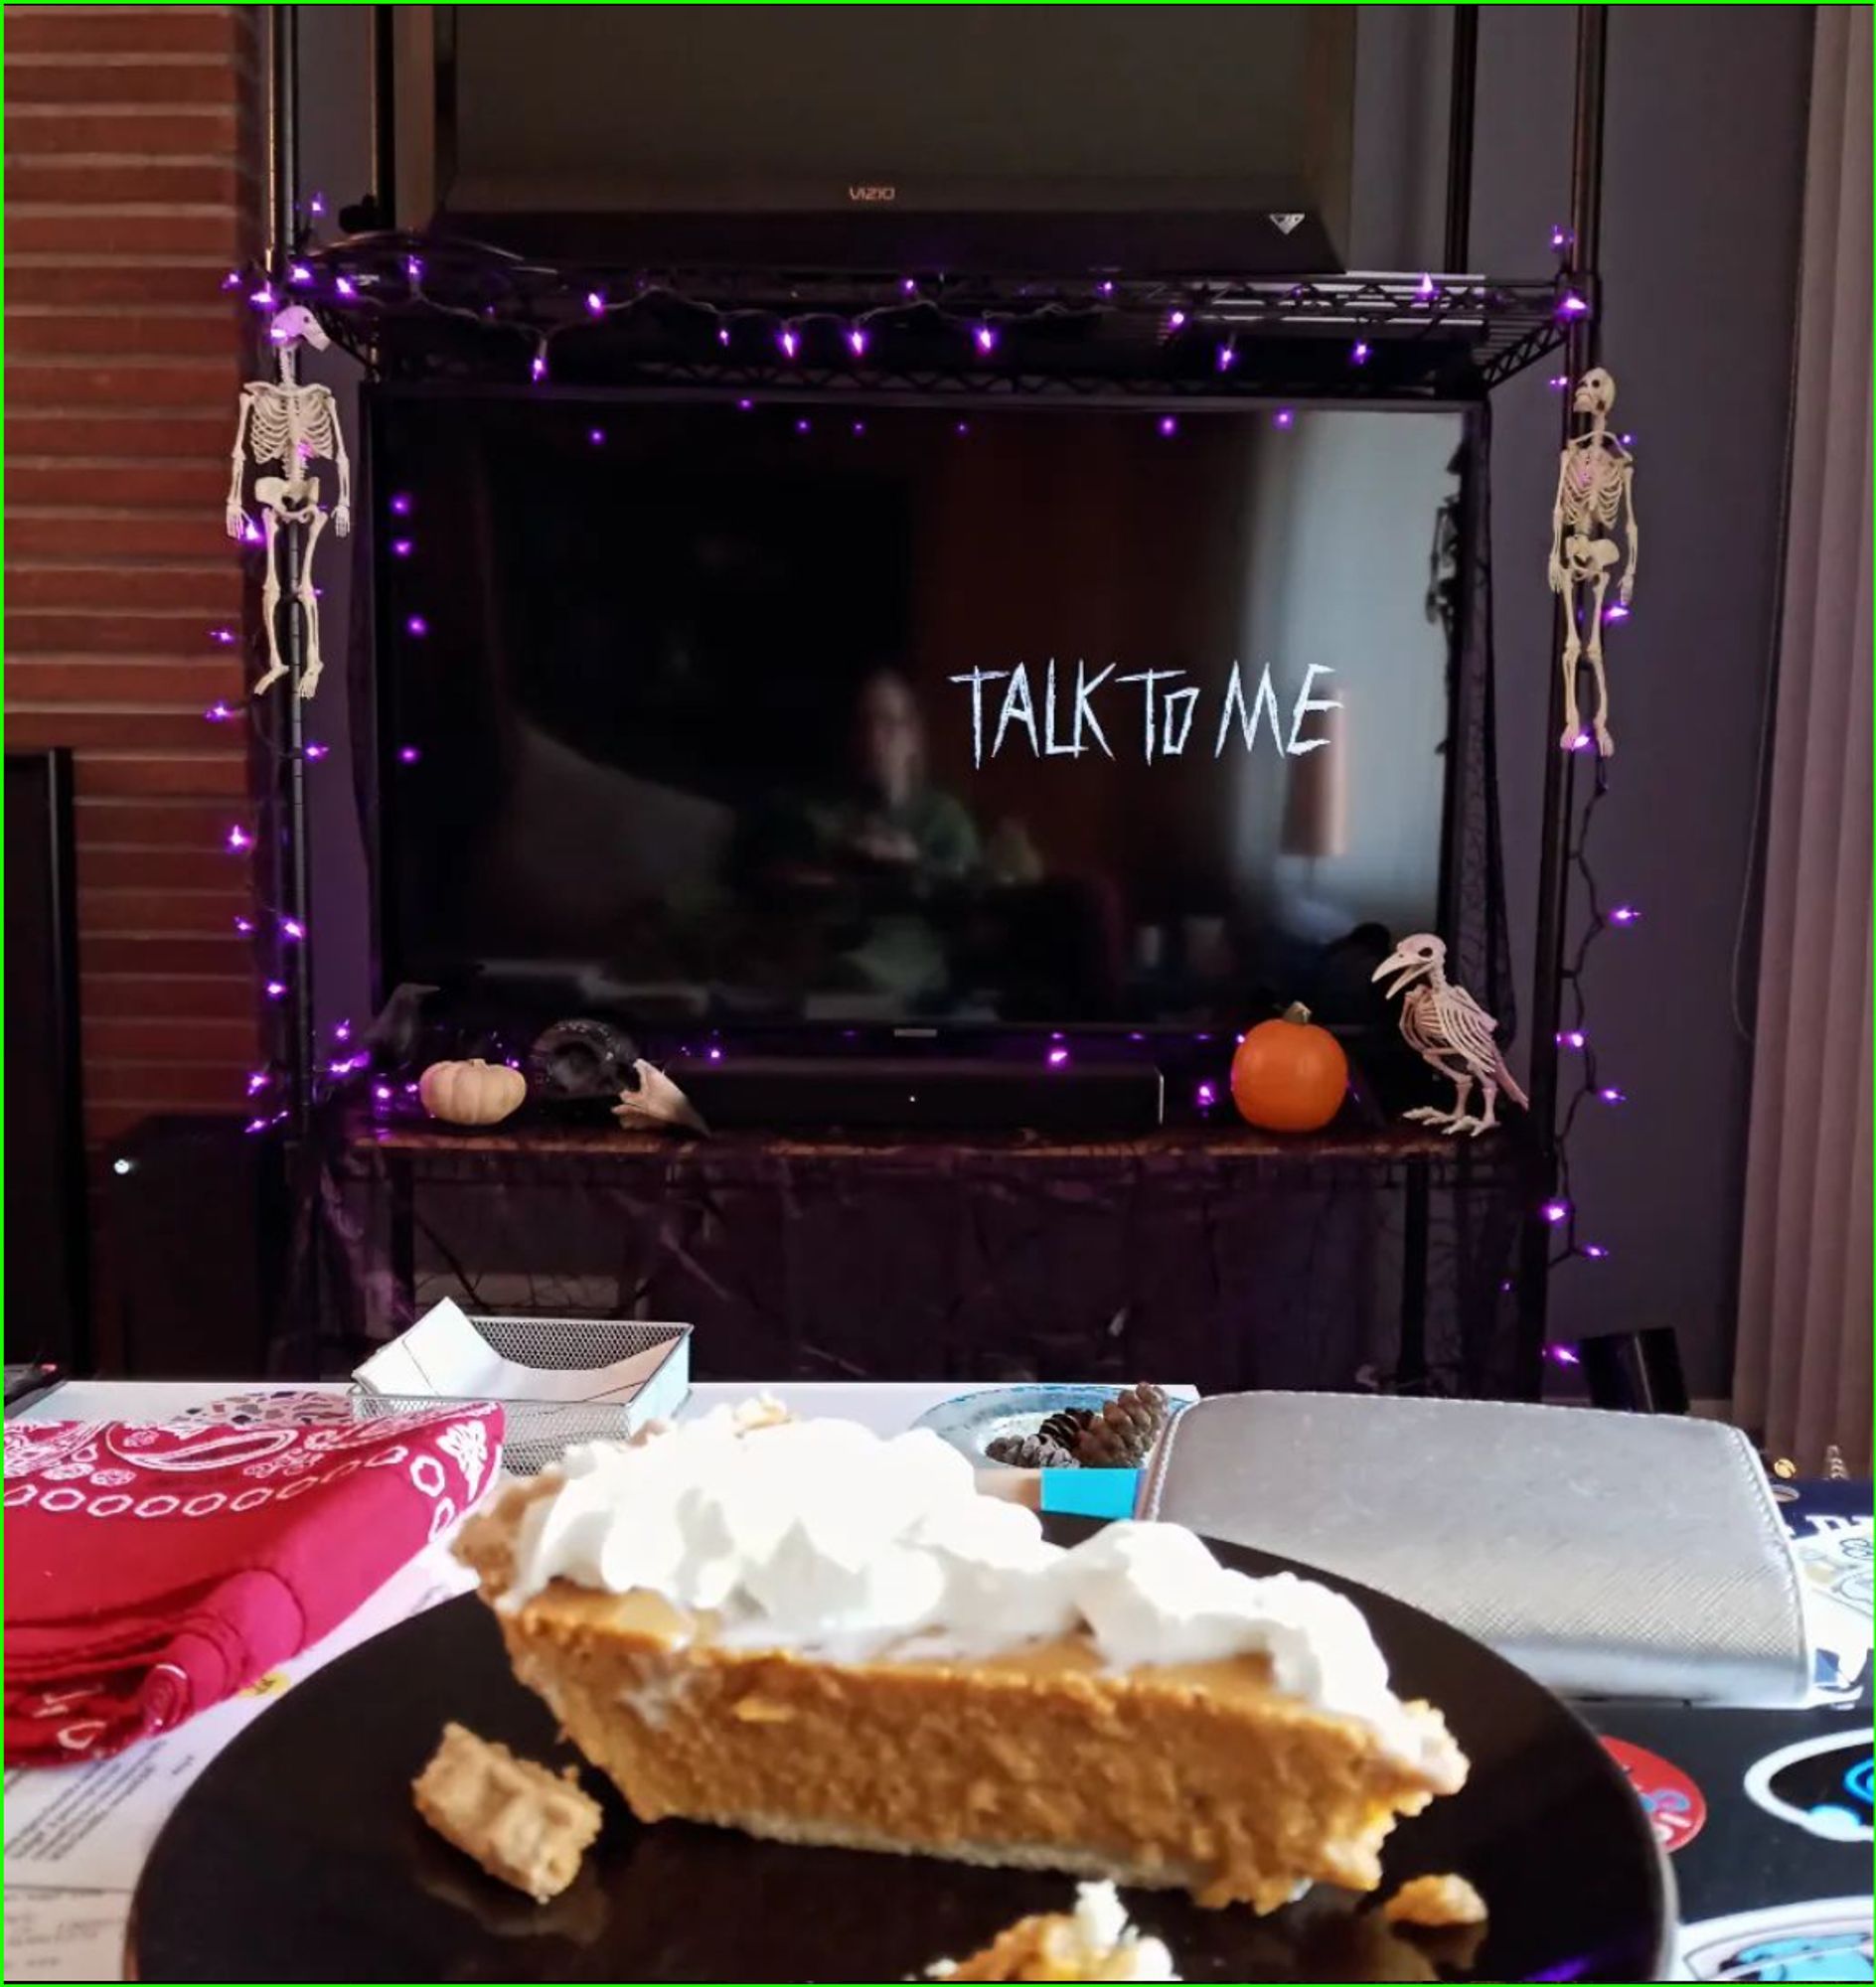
xmin=391 ymin=536 xmax=414 ymax=557
xmin=304 ymin=741 xmax=329 ymax=762
xmin=404 ymin=614 xmax=429 ymax=639
xmin=1558 ymin=292 xmax=1590 ymax=317
xmin=584 ymin=289 xmax=606 ymax=316
xmin=1157 ymin=415 xmax=1177 ymax=438
xmin=1541 ymin=1198 xmax=1570 ymax=1225
xmin=264 ymin=980 xmax=287 ymax=1001
xmin=1215 ymin=341 xmax=1238 ymax=373
xmin=234 ymin=914 xmax=255 ymax=935
xmin=204 ymin=701 xmax=234 ymax=723
xmin=226 ymin=825 xmax=252 ymax=853
xmin=585 ymin=430 xmax=605 ymax=449
xmin=779 ymin=327 xmax=799 ymax=361
xmin=280 ymin=917 xmax=305 ymax=941
xmin=849 ymin=326 xmax=868 ymax=358
xmin=390 ymin=493 xmax=413 ymax=517
xmin=1350 ymin=341 xmax=1370 ymax=365
xmin=1046 ymin=1046 xmax=1070 ymax=1067
xmin=1545 ymin=1343 xmax=1581 ymax=1366
xmin=397 ymin=745 xmax=421 ymax=765
xmin=1273 ymin=407 xmax=1296 ymax=430
xmin=334 ymin=276 xmax=357 ymax=300
xmin=974 ymin=324 xmax=997 ymax=355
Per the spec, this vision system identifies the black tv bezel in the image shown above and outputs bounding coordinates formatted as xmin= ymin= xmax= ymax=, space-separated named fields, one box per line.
xmin=365 ymin=380 xmax=1481 ymax=1067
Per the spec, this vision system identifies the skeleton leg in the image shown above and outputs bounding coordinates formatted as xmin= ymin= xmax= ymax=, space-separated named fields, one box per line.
xmin=1584 ymin=568 xmax=1615 ymax=757
xmin=252 ymin=509 xmax=287 ymax=695
xmin=1558 ymin=577 xmax=1585 ymax=750
xmin=1406 ymin=1059 xmax=1474 ymax=1131
xmin=294 ymin=508 xmax=330 ymax=701
xmin=1450 ymin=1076 xmax=1498 ymax=1139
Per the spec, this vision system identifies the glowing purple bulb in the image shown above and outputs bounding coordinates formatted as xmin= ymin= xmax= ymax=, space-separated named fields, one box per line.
xmin=974 ymin=324 xmax=997 ymax=355
xmin=1168 ymin=310 xmax=1187 ymax=331
xmin=955 ymin=420 xmax=970 ymax=436
xmin=334 ymin=276 xmax=357 ymax=300
xmin=706 ymin=1046 xmax=723 ymax=1062
xmin=901 ymin=277 xmax=918 ymax=296
xmin=304 ymin=741 xmax=329 ymax=762
xmin=794 ymin=417 xmax=811 ymax=434
xmin=1273 ymin=407 xmax=1295 ymax=430
xmin=717 ymin=326 xmax=732 ymax=348
xmin=404 ymin=254 xmax=423 ymax=282
xmin=391 ymin=536 xmax=414 ymax=558
xmin=1546 ymin=1343 xmax=1582 ymax=1366
xmin=1540 ymin=1198 xmax=1570 ymax=1225
xmin=1570 ymin=731 xmax=1595 ymax=752
xmin=1195 ymin=1080 xmax=1218 ymax=1109
xmin=226 ymin=825 xmax=252 ymax=853
xmin=234 ymin=914 xmax=255 ymax=935
xmin=849 ymin=326 xmax=868 ymax=358
xmin=1549 ymin=375 xmax=1570 ymax=390
xmin=779 ymin=328 xmax=799 ymax=361
xmin=1158 ymin=415 xmax=1177 ymax=438
xmin=374 ymin=1084 xmax=393 ymax=1104
xmin=1610 ymin=905 xmax=1641 ymax=925
xmin=1046 ymin=1046 xmax=1070 ymax=1067
xmin=1558 ymin=292 xmax=1590 ymax=316
xmin=1415 ymin=272 xmax=1437 ymax=299
xmin=1215 ymin=343 xmax=1237 ymax=373
xmin=390 ymin=493 xmax=413 ymax=517
xmin=246 ymin=1071 xmax=268 ymax=1095
xmin=586 ymin=429 xmax=605 ymax=448
xmin=397 ymin=745 xmax=421 ymax=765
xmin=248 ymin=285 xmax=277 ymax=310
xmin=308 ymin=192 xmax=326 ymax=218
xmin=585 ymin=289 xmax=605 ymax=316
xmin=1582 ymin=1244 xmax=1610 ymax=1260
xmin=281 ymin=917 xmax=305 ymax=941
xmin=245 ymin=1117 xmax=269 ymax=1135
xmin=241 ymin=518 xmax=263 ymax=545
xmin=222 ymin=269 xmax=243 ymax=292
xmin=264 ymin=980 xmax=287 ymax=1000
xmin=1556 ymin=1028 xmax=1587 ymax=1049
xmin=737 ymin=396 xmax=754 ymax=411
xmin=851 ymin=420 xmax=865 ymax=437
xmin=1599 ymin=1086 xmax=1628 ymax=1106
xmin=287 ymin=262 xmax=313 ymax=287
xmin=1549 ymin=225 xmax=1571 ymax=250
xmin=530 ymin=350 xmax=548 ymax=382
xmin=404 ymin=615 xmax=429 ymax=639
xmin=204 ymin=701 xmax=234 ymax=723
xmin=1351 ymin=341 xmax=1371 ymax=365
xmin=1603 ymin=601 xmax=1631 ymax=622
xmin=1096 ymin=279 xmax=1116 ymax=297
xmin=335 ymin=1020 xmax=353 ymax=1043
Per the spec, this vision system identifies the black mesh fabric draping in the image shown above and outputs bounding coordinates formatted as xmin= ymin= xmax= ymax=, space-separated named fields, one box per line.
xmin=280 ymin=1116 xmax=1527 ymax=1397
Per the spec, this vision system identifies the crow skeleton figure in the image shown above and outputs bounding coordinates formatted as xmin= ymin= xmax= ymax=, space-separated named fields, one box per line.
xmin=1373 ymin=933 xmax=1528 ymax=1137
xmin=226 ymin=304 xmax=351 ymax=700
xmin=1547 ymin=366 xmax=1638 ymax=757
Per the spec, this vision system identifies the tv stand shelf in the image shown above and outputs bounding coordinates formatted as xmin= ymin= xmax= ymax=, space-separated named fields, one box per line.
xmin=316 ymin=1110 xmax=1532 ymax=1400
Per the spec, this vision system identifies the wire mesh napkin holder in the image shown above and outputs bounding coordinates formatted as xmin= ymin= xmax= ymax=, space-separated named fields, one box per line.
xmin=351 ymin=1313 xmax=693 ymax=1475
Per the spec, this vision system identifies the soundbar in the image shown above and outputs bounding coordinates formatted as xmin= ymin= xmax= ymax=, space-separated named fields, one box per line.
xmin=665 ymin=1057 xmax=1165 ymax=1136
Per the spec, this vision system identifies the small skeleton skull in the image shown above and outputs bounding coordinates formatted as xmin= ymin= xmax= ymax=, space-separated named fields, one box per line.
xmin=227 ymin=305 xmax=351 ymax=700
xmin=1571 ymin=367 xmax=1616 ymax=419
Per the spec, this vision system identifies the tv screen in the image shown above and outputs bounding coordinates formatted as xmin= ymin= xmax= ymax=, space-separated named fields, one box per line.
xmin=377 ymin=394 xmax=1466 ymax=1036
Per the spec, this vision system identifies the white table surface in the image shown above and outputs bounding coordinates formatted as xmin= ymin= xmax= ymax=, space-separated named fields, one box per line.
xmin=18 ymin=1376 xmax=981 ymax=1438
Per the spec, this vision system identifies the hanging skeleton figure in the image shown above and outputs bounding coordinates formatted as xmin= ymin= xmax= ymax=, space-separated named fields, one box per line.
xmin=226 ymin=304 xmax=351 ymax=700
xmin=1547 ymin=367 xmax=1639 ymax=757
xmin=1372 ymin=932 xmax=1528 ymax=1137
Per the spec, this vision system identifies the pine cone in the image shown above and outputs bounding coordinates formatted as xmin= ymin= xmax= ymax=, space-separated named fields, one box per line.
xmin=987 ymin=1432 xmax=1080 ymax=1468
xmin=1074 ymin=1384 xmax=1171 ymax=1467
xmin=1038 ymin=1406 xmax=1096 ymax=1451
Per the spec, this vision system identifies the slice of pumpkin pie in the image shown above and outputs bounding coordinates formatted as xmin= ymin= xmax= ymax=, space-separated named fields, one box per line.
xmin=456 ymin=1411 xmax=1466 ymax=1913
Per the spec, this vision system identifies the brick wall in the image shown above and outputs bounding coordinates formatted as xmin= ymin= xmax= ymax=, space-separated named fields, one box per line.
xmin=5 ymin=4 xmax=262 ymax=1145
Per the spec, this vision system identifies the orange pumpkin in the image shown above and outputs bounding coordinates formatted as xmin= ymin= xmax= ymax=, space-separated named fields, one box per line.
xmin=1229 ymin=1002 xmax=1348 ymax=1132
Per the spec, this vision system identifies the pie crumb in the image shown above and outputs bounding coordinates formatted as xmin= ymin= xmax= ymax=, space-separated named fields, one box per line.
xmin=930 ymin=1881 xmax=1178 ymax=1981
xmin=411 ymin=1721 xmax=602 ymax=1904
xmin=1381 ymin=1873 xmax=1487 ymax=1927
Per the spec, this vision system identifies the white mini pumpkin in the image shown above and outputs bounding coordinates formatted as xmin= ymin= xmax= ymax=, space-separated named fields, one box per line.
xmin=417 ymin=1057 xmax=527 ymax=1127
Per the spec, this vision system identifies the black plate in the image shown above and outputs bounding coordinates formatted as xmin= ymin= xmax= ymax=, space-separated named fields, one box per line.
xmin=133 ymin=1519 xmax=1672 ymax=1982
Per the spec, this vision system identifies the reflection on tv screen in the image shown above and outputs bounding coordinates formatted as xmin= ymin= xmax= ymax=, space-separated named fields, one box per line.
xmin=382 ymin=397 xmax=1466 ymax=1032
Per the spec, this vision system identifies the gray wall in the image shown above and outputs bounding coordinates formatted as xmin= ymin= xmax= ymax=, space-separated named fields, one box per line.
xmin=300 ymin=7 xmax=1811 ymax=1398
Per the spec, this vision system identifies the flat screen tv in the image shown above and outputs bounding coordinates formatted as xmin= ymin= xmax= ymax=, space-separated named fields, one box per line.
xmin=375 ymin=393 xmax=1468 ymax=1043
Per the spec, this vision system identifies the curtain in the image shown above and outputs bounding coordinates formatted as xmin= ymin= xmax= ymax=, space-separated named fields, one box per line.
xmin=1734 ymin=5 xmax=1873 ymax=1472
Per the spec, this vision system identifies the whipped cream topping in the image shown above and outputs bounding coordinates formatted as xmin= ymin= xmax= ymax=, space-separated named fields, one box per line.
xmin=505 ymin=1412 xmax=1406 ymax=1736
xmin=927 ymin=1882 xmax=1179 ymax=1982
